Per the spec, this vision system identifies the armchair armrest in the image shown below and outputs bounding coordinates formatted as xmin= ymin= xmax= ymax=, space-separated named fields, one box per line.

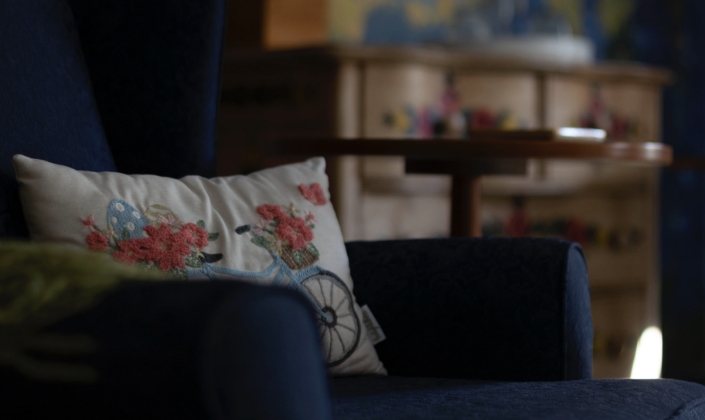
xmin=346 ymin=237 xmax=592 ymax=381
xmin=2 ymin=281 xmax=331 ymax=420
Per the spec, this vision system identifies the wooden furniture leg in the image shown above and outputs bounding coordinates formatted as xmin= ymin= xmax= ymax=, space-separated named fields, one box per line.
xmin=450 ymin=175 xmax=482 ymax=237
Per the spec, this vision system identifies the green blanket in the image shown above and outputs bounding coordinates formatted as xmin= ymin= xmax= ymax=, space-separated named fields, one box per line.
xmin=0 ymin=242 xmax=165 ymax=382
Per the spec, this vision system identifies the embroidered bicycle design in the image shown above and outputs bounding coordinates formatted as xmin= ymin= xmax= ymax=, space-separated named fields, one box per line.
xmin=82 ymin=196 xmax=361 ymax=367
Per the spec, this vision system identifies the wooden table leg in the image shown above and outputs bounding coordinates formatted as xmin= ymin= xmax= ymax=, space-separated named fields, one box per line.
xmin=450 ymin=175 xmax=482 ymax=237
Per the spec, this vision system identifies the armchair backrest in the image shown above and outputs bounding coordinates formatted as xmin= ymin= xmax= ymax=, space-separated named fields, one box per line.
xmin=68 ymin=0 xmax=225 ymax=178
xmin=0 ymin=0 xmax=226 ymax=239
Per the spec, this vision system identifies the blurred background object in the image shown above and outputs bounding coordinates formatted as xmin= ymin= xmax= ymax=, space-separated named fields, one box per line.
xmin=221 ymin=0 xmax=705 ymax=384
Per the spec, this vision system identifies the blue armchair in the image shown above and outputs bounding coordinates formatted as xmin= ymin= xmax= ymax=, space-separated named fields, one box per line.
xmin=1 ymin=1 xmax=704 ymax=419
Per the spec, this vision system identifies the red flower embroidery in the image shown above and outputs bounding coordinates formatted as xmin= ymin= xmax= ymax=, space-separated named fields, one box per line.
xmin=112 ymin=242 xmax=142 ymax=265
xmin=112 ymin=224 xmax=196 ymax=271
xmin=180 ymin=223 xmax=209 ymax=248
xmin=276 ymin=215 xmax=313 ymax=250
xmin=249 ymin=199 xmax=320 ymax=268
xmin=85 ymin=231 xmax=108 ymax=251
xmin=298 ymin=183 xmax=327 ymax=206
xmin=81 ymin=201 xmax=221 ymax=274
xmin=257 ymin=204 xmax=286 ymax=220
xmin=253 ymin=203 xmax=316 ymax=252
xmin=145 ymin=224 xmax=192 ymax=270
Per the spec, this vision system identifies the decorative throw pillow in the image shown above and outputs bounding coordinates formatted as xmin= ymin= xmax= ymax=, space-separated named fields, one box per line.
xmin=13 ymin=154 xmax=386 ymax=376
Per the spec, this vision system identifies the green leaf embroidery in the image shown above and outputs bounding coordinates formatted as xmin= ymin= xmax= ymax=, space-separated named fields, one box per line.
xmin=185 ymin=254 xmax=203 ymax=268
xmin=307 ymin=243 xmax=320 ymax=258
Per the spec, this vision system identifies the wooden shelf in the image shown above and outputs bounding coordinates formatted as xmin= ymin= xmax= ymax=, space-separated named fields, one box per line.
xmin=263 ymin=137 xmax=673 ymax=167
xmin=223 ymin=45 xmax=673 ymax=85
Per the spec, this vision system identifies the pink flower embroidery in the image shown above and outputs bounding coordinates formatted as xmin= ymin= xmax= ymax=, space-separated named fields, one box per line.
xmin=248 ymin=199 xmax=320 ymax=269
xmin=113 ymin=224 xmax=192 ymax=271
xmin=180 ymin=223 xmax=209 ymax=248
xmin=298 ymin=183 xmax=327 ymax=206
xmin=257 ymin=204 xmax=286 ymax=220
xmin=85 ymin=231 xmax=108 ymax=251
xmin=276 ymin=215 xmax=314 ymax=250
xmin=81 ymin=201 xmax=221 ymax=274
xmin=112 ymin=241 xmax=143 ymax=265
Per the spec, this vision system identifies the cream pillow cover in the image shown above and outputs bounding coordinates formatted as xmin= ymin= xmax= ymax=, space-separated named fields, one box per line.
xmin=13 ymin=154 xmax=386 ymax=376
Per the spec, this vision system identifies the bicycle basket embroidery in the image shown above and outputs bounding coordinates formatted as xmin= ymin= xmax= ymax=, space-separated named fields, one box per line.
xmin=249 ymin=203 xmax=320 ymax=270
xmin=81 ymin=199 xmax=222 ymax=276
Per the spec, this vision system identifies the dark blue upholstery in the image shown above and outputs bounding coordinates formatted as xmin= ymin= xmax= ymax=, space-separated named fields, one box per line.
xmin=0 ymin=0 xmax=116 ymax=239
xmin=332 ymin=376 xmax=705 ymax=420
xmin=0 ymin=0 xmax=224 ymax=239
xmin=1 ymin=281 xmax=331 ymax=420
xmin=66 ymin=0 xmax=225 ymax=178
xmin=3 ymin=0 xmax=705 ymax=419
xmin=345 ymin=238 xmax=593 ymax=380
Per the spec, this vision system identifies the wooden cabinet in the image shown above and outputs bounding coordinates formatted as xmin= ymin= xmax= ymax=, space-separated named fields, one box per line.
xmin=218 ymin=46 xmax=670 ymax=378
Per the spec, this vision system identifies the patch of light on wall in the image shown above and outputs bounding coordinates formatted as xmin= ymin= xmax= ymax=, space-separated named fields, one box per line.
xmin=630 ymin=326 xmax=663 ymax=379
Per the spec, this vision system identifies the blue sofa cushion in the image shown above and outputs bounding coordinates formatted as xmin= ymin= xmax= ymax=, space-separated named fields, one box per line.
xmin=346 ymin=238 xmax=593 ymax=380
xmin=0 ymin=0 xmax=116 ymax=239
xmin=332 ymin=376 xmax=705 ymax=419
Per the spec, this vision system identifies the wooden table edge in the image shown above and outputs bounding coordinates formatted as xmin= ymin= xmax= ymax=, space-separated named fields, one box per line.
xmin=264 ymin=138 xmax=673 ymax=166
xmin=262 ymin=137 xmax=672 ymax=238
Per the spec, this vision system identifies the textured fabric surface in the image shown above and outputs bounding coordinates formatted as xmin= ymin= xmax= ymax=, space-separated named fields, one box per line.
xmin=345 ymin=237 xmax=593 ymax=380
xmin=331 ymin=376 xmax=705 ymax=420
xmin=0 ymin=281 xmax=331 ymax=420
xmin=66 ymin=0 xmax=225 ymax=178
xmin=564 ymin=242 xmax=593 ymax=380
xmin=0 ymin=0 xmax=116 ymax=239
xmin=14 ymin=156 xmax=385 ymax=375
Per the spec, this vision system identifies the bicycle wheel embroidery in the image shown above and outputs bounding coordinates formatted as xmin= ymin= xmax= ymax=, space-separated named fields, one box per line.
xmin=300 ymin=270 xmax=361 ymax=366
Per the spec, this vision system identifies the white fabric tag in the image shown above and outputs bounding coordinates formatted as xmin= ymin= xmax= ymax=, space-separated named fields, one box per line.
xmin=361 ymin=305 xmax=386 ymax=345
